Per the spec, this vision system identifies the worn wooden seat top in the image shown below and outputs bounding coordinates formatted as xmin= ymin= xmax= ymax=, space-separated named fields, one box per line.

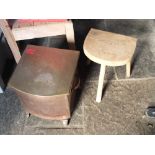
xmin=84 ymin=28 xmax=137 ymax=66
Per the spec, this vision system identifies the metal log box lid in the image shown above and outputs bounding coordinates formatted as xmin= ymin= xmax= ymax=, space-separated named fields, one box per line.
xmin=8 ymin=45 xmax=80 ymax=96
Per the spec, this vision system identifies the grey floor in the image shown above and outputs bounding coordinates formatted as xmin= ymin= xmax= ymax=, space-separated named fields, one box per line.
xmin=0 ymin=19 xmax=155 ymax=134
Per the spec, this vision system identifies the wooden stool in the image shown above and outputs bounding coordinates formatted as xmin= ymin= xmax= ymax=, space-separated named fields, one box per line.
xmin=83 ymin=28 xmax=137 ymax=103
xmin=8 ymin=45 xmax=80 ymax=125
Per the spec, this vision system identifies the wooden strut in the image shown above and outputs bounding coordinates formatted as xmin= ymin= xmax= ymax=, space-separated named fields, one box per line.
xmin=96 ymin=64 xmax=106 ymax=103
xmin=0 ymin=19 xmax=21 ymax=63
xmin=126 ymin=61 xmax=131 ymax=77
xmin=65 ymin=20 xmax=76 ymax=49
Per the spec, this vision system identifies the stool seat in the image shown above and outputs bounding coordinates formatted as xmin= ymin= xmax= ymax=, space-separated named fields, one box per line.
xmin=83 ymin=28 xmax=137 ymax=103
xmin=84 ymin=28 xmax=137 ymax=66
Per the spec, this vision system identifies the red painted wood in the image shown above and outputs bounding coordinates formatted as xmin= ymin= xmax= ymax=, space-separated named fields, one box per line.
xmin=18 ymin=19 xmax=67 ymax=23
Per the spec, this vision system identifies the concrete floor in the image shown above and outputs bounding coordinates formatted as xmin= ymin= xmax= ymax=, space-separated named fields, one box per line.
xmin=0 ymin=19 xmax=155 ymax=134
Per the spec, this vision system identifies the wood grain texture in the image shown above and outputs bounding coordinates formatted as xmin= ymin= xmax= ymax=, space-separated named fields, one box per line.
xmin=84 ymin=28 xmax=137 ymax=66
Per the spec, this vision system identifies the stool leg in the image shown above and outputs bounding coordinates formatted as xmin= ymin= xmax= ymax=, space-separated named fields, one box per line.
xmin=126 ymin=61 xmax=131 ymax=78
xmin=96 ymin=64 xmax=106 ymax=103
xmin=65 ymin=20 xmax=75 ymax=50
xmin=0 ymin=76 xmax=4 ymax=93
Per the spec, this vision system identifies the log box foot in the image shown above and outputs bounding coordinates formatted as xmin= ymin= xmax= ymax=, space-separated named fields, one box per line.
xmin=26 ymin=112 xmax=31 ymax=118
xmin=62 ymin=119 xmax=69 ymax=126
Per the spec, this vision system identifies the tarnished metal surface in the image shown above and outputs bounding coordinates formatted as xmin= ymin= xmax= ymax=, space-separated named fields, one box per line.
xmin=8 ymin=45 xmax=80 ymax=120
xmin=9 ymin=45 xmax=79 ymax=96
xmin=16 ymin=90 xmax=71 ymax=120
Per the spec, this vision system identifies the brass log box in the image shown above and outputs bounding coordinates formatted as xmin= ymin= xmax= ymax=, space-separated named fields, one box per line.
xmin=8 ymin=45 xmax=80 ymax=125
